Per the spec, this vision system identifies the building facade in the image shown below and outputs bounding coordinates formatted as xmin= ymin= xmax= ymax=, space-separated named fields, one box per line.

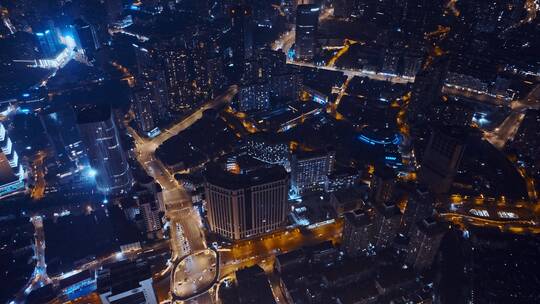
xmin=97 ymin=259 xmax=157 ymax=304
xmin=295 ymin=4 xmax=319 ymax=62
xmin=76 ymin=105 xmax=132 ymax=195
xmin=0 ymin=122 xmax=25 ymax=199
xmin=290 ymin=149 xmax=335 ymax=195
xmin=204 ymin=165 xmax=289 ymax=240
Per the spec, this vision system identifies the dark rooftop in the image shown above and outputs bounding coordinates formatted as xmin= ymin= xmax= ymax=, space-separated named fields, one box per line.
xmin=204 ymin=163 xmax=288 ymax=190
xmin=97 ymin=259 xmax=152 ymax=296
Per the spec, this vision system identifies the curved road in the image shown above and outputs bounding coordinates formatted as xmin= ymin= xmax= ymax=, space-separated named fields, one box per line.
xmin=128 ymin=86 xmax=238 ymax=303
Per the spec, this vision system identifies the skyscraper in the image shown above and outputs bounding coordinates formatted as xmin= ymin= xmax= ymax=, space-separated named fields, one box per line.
xmin=295 ymin=4 xmax=319 ymax=62
xmin=204 ymin=164 xmax=289 ymax=240
xmin=237 ymin=82 xmax=270 ymax=112
xmin=370 ymin=164 xmax=397 ymax=203
xmin=290 ymin=149 xmax=335 ymax=195
xmin=72 ymin=18 xmax=99 ymax=60
xmin=76 ymin=105 xmax=132 ymax=195
xmin=160 ymin=47 xmax=194 ymax=112
xmin=229 ymin=5 xmax=253 ymax=76
xmin=133 ymin=43 xmax=168 ymax=122
xmin=140 ymin=201 xmax=162 ymax=239
xmin=132 ymin=87 xmax=157 ymax=134
xmin=406 ymin=217 xmax=446 ymax=271
xmin=419 ymin=127 xmax=467 ymax=194
xmin=408 ymin=56 xmax=449 ymax=123
xmin=342 ymin=209 xmax=377 ymax=257
xmin=39 ymin=105 xmax=86 ymax=170
xmin=0 ymin=122 xmax=25 ymax=199
xmin=35 ymin=25 xmax=62 ymax=57
xmin=373 ymin=201 xmax=402 ymax=249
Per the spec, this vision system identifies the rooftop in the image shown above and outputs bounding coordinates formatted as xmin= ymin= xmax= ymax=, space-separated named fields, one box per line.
xmin=204 ymin=163 xmax=287 ymax=190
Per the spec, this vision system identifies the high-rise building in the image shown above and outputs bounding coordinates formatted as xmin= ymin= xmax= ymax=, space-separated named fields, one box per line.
xmin=133 ymin=43 xmax=168 ymax=122
xmin=72 ymin=19 xmax=99 ymax=60
xmin=39 ymin=105 xmax=86 ymax=169
xmin=408 ymin=56 xmax=449 ymax=123
xmin=140 ymin=201 xmax=162 ymax=239
xmin=419 ymin=127 xmax=467 ymax=194
xmin=402 ymin=187 xmax=434 ymax=234
xmin=76 ymin=105 xmax=132 ymax=195
xmin=35 ymin=25 xmax=62 ymax=57
xmin=290 ymin=149 xmax=335 ymax=195
xmin=229 ymin=4 xmax=253 ymax=77
xmin=237 ymin=82 xmax=270 ymax=112
xmin=204 ymin=164 xmax=289 ymax=240
xmin=342 ymin=209 xmax=377 ymax=257
xmin=295 ymin=4 xmax=319 ymax=61
xmin=206 ymin=55 xmax=227 ymax=97
xmin=406 ymin=217 xmax=446 ymax=271
xmin=370 ymin=164 xmax=397 ymax=203
xmin=132 ymin=87 xmax=157 ymax=135
xmin=373 ymin=201 xmax=402 ymax=249
xmin=160 ymin=47 xmax=194 ymax=112
xmin=97 ymin=259 xmax=158 ymax=304
xmin=0 ymin=122 xmax=25 ymax=199
xmin=270 ymin=71 xmax=302 ymax=102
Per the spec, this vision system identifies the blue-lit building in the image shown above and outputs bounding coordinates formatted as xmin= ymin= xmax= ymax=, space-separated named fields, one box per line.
xmin=35 ymin=27 xmax=62 ymax=58
xmin=0 ymin=122 xmax=26 ymax=199
xmin=72 ymin=19 xmax=99 ymax=60
xmin=76 ymin=105 xmax=133 ymax=195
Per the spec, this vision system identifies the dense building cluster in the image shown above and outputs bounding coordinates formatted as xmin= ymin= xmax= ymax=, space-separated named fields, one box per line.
xmin=0 ymin=0 xmax=539 ymax=303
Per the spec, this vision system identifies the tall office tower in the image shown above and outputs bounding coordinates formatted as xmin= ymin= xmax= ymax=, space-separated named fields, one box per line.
xmin=237 ymin=82 xmax=270 ymax=112
xmin=402 ymin=187 xmax=434 ymax=234
xmin=97 ymin=259 xmax=158 ymax=304
xmin=229 ymin=5 xmax=253 ymax=78
xmin=290 ymin=149 xmax=335 ymax=195
xmin=341 ymin=209 xmax=377 ymax=257
xmin=204 ymin=164 xmax=289 ymax=240
xmin=160 ymin=47 xmax=194 ymax=112
xmin=72 ymin=19 xmax=99 ymax=59
xmin=132 ymin=87 xmax=157 ymax=134
xmin=0 ymin=122 xmax=25 ymax=199
xmin=370 ymin=164 xmax=397 ymax=203
xmin=270 ymin=71 xmax=302 ymax=101
xmin=373 ymin=201 xmax=402 ymax=249
xmin=35 ymin=24 xmax=62 ymax=57
xmin=191 ymin=39 xmax=211 ymax=100
xmin=295 ymin=4 xmax=319 ymax=62
xmin=408 ymin=56 xmax=449 ymax=123
xmin=419 ymin=127 xmax=466 ymax=194
xmin=39 ymin=105 xmax=86 ymax=169
xmin=76 ymin=105 xmax=132 ymax=195
xmin=133 ymin=44 xmax=168 ymax=122
xmin=243 ymin=48 xmax=285 ymax=83
xmin=405 ymin=217 xmax=446 ymax=271
xmin=206 ymin=55 xmax=227 ymax=97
